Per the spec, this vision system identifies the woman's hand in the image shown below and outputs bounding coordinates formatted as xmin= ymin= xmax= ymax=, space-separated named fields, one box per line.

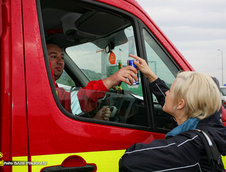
xmin=129 ymin=54 xmax=158 ymax=83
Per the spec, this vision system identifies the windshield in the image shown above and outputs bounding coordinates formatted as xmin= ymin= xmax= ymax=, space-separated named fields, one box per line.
xmin=65 ymin=26 xmax=143 ymax=96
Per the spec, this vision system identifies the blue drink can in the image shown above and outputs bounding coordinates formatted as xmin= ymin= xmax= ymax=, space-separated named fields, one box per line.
xmin=127 ymin=60 xmax=139 ymax=85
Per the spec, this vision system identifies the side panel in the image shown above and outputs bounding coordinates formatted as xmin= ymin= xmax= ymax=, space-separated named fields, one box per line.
xmin=0 ymin=1 xmax=12 ymax=171
xmin=1 ymin=0 xmax=28 ymax=171
xmin=11 ymin=0 xmax=28 ymax=159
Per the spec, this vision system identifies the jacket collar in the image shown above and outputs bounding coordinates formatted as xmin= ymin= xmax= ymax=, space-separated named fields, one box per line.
xmin=166 ymin=118 xmax=200 ymax=138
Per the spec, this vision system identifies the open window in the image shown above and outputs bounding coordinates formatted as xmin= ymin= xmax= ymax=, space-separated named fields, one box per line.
xmin=39 ymin=0 xmax=148 ymax=128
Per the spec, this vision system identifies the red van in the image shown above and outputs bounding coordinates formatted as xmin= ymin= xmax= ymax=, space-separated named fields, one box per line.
xmin=0 ymin=0 xmax=225 ymax=171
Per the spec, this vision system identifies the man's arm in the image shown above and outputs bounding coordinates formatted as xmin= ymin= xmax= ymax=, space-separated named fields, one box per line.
xmin=77 ymin=80 xmax=108 ymax=113
xmin=77 ymin=66 xmax=138 ymax=113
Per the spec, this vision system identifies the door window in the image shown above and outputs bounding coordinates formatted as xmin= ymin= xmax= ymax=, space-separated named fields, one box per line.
xmin=40 ymin=0 xmax=148 ymax=127
xmin=143 ymin=29 xmax=179 ymax=130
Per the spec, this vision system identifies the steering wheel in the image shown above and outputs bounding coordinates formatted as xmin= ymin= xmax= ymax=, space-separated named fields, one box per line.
xmin=95 ymin=92 xmax=119 ymax=120
xmin=96 ymin=90 xmax=138 ymax=123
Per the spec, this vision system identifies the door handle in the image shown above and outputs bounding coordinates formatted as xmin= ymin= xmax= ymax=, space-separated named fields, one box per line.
xmin=41 ymin=164 xmax=96 ymax=172
xmin=41 ymin=155 xmax=96 ymax=172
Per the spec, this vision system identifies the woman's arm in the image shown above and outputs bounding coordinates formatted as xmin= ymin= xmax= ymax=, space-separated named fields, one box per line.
xmin=130 ymin=54 xmax=169 ymax=106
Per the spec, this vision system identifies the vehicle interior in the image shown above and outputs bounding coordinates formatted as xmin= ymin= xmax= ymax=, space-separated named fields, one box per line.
xmin=39 ymin=0 xmax=177 ymax=131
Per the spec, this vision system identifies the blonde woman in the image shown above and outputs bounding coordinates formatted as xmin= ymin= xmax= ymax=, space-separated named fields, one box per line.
xmin=119 ymin=55 xmax=226 ymax=172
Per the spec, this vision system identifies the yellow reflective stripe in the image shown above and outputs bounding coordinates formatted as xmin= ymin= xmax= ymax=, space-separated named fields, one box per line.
xmin=12 ymin=156 xmax=28 ymax=172
xmin=31 ymin=149 xmax=126 ymax=172
xmin=222 ymin=155 xmax=226 ymax=169
xmin=14 ymin=151 xmax=225 ymax=171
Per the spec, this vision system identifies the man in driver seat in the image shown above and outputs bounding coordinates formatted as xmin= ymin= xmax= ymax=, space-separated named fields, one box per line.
xmin=47 ymin=43 xmax=138 ymax=121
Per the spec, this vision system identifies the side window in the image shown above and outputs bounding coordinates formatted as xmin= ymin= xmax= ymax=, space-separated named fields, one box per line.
xmin=143 ymin=29 xmax=179 ymax=130
xmin=40 ymin=0 xmax=148 ymax=127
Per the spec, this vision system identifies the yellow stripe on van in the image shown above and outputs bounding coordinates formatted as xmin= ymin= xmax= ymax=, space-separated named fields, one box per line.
xmin=12 ymin=156 xmax=28 ymax=172
xmin=12 ymin=152 xmax=225 ymax=171
xmin=31 ymin=149 xmax=126 ymax=172
xmin=222 ymin=155 xmax=226 ymax=169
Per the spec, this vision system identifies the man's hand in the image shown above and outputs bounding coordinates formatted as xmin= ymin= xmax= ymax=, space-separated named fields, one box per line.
xmin=102 ymin=66 xmax=138 ymax=89
xmin=93 ymin=106 xmax=111 ymax=121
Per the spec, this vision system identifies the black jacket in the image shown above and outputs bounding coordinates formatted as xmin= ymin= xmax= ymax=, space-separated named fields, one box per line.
xmin=119 ymin=78 xmax=226 ymax=171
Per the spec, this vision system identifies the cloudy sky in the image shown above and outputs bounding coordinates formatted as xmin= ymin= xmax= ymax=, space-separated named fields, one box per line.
xmin=136 ymin=0 xmax=226 ymax=85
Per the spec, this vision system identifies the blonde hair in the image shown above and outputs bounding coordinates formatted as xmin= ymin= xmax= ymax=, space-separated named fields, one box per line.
xmin=172 ymin=71 xmax=221 ymax=120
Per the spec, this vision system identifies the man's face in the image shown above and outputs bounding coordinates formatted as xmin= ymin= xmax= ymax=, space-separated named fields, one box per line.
xmin=47 ymin=44 xmax=65 ymax=80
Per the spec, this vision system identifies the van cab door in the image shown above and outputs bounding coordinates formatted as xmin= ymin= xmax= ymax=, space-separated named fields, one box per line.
xmin=22 ymin=0 xmax=195 ymax=171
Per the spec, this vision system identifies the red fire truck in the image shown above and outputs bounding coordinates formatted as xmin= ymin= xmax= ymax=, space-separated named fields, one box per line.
xmin=0 ymin=0 xmax=225 ymax=171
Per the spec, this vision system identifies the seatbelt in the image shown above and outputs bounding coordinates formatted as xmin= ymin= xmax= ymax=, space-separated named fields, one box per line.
xmin=190 ymin=129 xmax=225 ymax=172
